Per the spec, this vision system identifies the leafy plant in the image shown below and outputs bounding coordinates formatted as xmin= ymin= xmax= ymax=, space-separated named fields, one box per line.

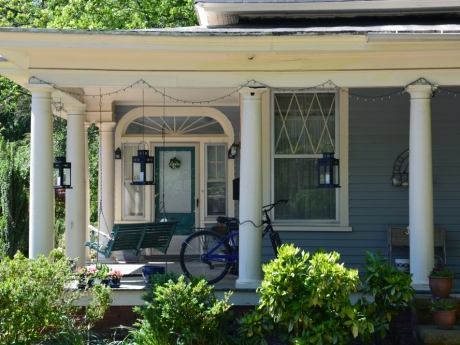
xmin=0 ymin=251 xmax=113 ymax=344
xmin=239 ymin=245 xmax=372 ymax=345
xmin=133 ymin=274 xmax=233 ymax=345
xmin=357 ymin=251 xmax=415 ymax=343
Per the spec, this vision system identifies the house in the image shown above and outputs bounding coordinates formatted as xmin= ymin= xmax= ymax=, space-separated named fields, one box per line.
xmin=1 ymin=0 xmax=460 ymax=291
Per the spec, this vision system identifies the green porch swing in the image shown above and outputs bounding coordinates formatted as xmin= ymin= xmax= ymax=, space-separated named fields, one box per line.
xmin=84 ymin=88 xmax=178 ymax=259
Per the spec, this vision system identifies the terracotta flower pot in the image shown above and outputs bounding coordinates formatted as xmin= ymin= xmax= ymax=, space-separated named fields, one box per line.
xmin=429 ymin=276 xmax=453 ymax=298
xmin=433 ymin=310 xmax=456 ymax=330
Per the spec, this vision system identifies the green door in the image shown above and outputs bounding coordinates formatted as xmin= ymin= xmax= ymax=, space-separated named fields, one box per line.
xmin=155 ymin=147 xmax=195 ymax=235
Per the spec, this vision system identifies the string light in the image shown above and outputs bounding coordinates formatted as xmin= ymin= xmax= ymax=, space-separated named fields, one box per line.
xmin=27 ymin=76 xmax=460 ymax=104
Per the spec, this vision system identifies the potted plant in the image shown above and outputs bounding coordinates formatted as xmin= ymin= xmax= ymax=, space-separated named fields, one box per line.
xmin=76 ymin=266 xmax=87 ymax=289
xmin=429 ymin=296 xmax=457 ymax=330
xmin=94 ymin=263 xmax=111 ymax=286
xmin=108 ymin=269 xmax=123 ymax=288
xmin=429 ymin=264 xmax=454 ymax=298
xmin=86 ymin=265 xmax=98 ymax=288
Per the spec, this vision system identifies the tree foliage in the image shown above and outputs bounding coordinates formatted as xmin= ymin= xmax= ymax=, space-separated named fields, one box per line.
xmin=0 ymin=0 xmax=197 ymax=29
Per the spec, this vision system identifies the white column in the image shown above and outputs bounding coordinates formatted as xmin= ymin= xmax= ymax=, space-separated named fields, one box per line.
xmin=84 ymin=123 xmax=91 ymax=262
xmin=407 ymin=84 xmax=436 ymax=287
xmin=65 ymin=105 xmax=87 ymax=267
xmin=28 ymin=85 xmax=55 ymax=258
xmin=97 ymin=122 xmax=117 ymax=262
xmin=236 ymin=87 xmax=267 ymax=289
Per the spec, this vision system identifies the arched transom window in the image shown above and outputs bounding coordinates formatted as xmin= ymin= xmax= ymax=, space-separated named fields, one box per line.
xmin=125 ymin=116 xmax=225 ymax=135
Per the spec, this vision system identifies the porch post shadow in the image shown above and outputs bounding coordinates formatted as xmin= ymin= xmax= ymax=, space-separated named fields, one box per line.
xmin=236 ymin=87 xmax=266 ymax=289
xmin=407 ymin=83 xmax=436 ymax=287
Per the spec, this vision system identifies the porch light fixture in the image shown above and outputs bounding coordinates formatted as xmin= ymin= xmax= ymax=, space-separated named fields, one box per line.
xmin=317 ymin=152 xmax=340 ymax=188
xmin=131 ymin=87 xmax=155 ymax=185
xmin=54 ymin=156 xmax=72 ymax=189
xmin=53 ymin=100 xmax=72 ymax=189
xmin=228 ymin=143 xmax=239 ymax=159
xmin=114 ymin=147 xmax=122 ymax=160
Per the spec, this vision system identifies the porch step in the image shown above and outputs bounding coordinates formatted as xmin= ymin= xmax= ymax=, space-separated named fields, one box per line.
xmin=417 ymin=325 xmax=460 ymax=345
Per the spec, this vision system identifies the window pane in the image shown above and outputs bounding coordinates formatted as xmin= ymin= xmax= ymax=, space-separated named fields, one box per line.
xmin=206 ymin=145 xmax=227 ymax=216
xmin=207 ymin=182 xmax=226 ymax=216
xmin=274 ymin=93 xmax=336 ymax=154
xmin=274 ymin=158 xmax=335 ymax=220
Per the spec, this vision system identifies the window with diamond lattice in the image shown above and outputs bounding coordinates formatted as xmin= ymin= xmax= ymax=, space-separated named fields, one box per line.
xmin=273 ymin=92 xmax=337 ymax=221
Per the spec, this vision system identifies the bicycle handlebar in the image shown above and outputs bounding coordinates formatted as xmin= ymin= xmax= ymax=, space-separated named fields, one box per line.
xmin=262 ymin=199 xmax=288 ymax=213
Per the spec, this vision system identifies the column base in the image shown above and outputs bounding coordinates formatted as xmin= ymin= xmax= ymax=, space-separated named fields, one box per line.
xmin=235 ymin=278 xmax=262 ymax=290
xmin=412 ymin=282 xmax=430 ymax=292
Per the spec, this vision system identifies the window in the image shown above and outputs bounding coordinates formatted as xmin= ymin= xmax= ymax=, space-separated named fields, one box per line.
xmin=273 ymin=91 xmax=338 ymax=223
xmin=122 ymin=144 xmax=145 ymax=219
xmin=206 ymin=144 xmax=227 ymax=217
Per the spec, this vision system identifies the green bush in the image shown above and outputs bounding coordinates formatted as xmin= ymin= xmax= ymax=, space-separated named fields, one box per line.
xmin=0 ymin=251 xmax=113 ymax=344
xmin=238 ymin=247 xmax=414 ymax=345
xmin=239 ymin=245 xmax=372 ymax=345
xmin=356 ymin=251 xmax=414 ymax=344
xmin=133 ymin=274 xmax=233 ymax=345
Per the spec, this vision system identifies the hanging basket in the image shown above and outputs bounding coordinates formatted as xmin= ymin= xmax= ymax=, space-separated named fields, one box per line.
xmin=169 ymin=157 xmax=181 ymax=170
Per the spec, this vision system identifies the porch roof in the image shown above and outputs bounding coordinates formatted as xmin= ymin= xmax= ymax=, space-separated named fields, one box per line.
xmin=1 ymin=23 xmax=460 ymax=36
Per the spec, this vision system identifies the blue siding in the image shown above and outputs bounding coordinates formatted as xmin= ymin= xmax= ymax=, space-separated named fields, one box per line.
xmin=262 ymin=88 xmax=460 ymax=276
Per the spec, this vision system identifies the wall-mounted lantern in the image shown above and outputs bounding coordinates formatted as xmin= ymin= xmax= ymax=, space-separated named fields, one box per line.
xmin=317 ymin=152 xmax=340 ymax=188
xmin=114 ymin=147 xmax=122 ymax=160
xmin=228 ymin=143 xmax=239 ymax=159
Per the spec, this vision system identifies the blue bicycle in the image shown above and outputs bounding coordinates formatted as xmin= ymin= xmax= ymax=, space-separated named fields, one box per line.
xmin=179 ymin=200 xmax=287 ymax=284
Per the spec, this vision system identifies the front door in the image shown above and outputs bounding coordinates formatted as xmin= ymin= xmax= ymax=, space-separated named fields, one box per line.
xmin=155 ymin=147 xmax=195 ymax=235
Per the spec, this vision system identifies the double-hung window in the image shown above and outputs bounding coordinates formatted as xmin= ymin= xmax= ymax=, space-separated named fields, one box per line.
xmin=273 ymin=91 xmax=341 ymax=224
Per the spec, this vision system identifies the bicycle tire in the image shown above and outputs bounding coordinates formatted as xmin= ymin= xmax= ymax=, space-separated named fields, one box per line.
xmin=180 ymin=230 xmax=233 ymax=284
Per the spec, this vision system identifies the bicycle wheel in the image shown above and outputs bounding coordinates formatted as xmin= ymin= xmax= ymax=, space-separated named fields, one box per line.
xmin=180 ymin=230 xmax=233 ymax=284
xmin=269 ymin=231 xmax=282 ymax=256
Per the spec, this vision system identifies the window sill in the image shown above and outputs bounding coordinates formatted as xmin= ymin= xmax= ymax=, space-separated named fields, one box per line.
xmin=273 ymin=224 xmax=352 ymax=232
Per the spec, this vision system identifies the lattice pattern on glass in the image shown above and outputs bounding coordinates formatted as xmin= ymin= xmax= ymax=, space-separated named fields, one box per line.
xmin=126 ymin=116 xmax=224 ymax=135
xmin=274 ymin=93 xmax=336 ymax=155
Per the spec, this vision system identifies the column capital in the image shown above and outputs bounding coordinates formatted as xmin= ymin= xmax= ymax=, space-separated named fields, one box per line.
xmin=406 ymin=84 xmax=437 ymax=99
xmin=96 ymin=122 xmax=116 ymax=132
xmin=66 ymin=104 xmax=87 ymax=115
xmin=239 ymin=87 xmax=267 ymax=99
xmin=25 ymin=83 xmax=54 ymax=96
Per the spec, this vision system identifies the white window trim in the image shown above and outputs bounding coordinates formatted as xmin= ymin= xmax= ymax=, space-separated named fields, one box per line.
xmin=268 ymin=89 xmax=350 ymax=232
xmin=204 ymin=143 xmax=228 ymax=220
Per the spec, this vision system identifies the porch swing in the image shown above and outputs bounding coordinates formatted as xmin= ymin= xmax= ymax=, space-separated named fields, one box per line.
xmin=85 ymin=87 xmax=178 ymax=259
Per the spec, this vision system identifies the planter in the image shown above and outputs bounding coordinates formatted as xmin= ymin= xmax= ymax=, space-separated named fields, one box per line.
xmin=429 ymin=276 xmax=453 ymax=298
xmin=433 ymin=310 xmax=456 ymax=330
xmin=110 ymin=278 xmax=121 ymax=288
xmin=395 ymin=259 xmax=410 ymax=273
xmin=142 ymin=265 xmax=165 ymax=284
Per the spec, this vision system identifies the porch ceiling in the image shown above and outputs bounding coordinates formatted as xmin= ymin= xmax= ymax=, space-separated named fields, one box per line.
xmin=1 ymin=25 xmax=460 ymax=90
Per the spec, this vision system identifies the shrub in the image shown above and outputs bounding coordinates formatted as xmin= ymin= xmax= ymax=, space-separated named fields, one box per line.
xmin=357 ymin=251 xmax=414 ymax=344
xmin=0 ymin=251 xmax=113 ymax=344
xmin=133 ymin=274 xmax=233 ymax=345
xmin=239 ymin=245 xmax=372 ymax=345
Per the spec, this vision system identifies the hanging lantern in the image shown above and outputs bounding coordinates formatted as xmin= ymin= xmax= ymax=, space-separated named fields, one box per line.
xmin=131 ymin=149 xmax=154 ymax=185
xmin=54 ymin=156 xmax=72 ymax=189
xmin=317 ymin=152 xmax=340 ymax=188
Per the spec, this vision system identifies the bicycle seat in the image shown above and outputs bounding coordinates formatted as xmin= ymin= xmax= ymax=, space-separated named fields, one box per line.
xmin=216 ymin=216 xmax=238 ymax=224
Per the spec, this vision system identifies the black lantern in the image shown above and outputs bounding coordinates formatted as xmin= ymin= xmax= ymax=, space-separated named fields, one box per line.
xmin=228 ymin=143 xmax=239 ymax=159
xmin=317 ymin=152 xmax=340 ymax=188
xmin=54 ymin=156 xmax=72 ymax=189
xmin=114 ymin=147 xmax=122 ymax=160
xmin=131 ymin=149 xmax=154 ymax=185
